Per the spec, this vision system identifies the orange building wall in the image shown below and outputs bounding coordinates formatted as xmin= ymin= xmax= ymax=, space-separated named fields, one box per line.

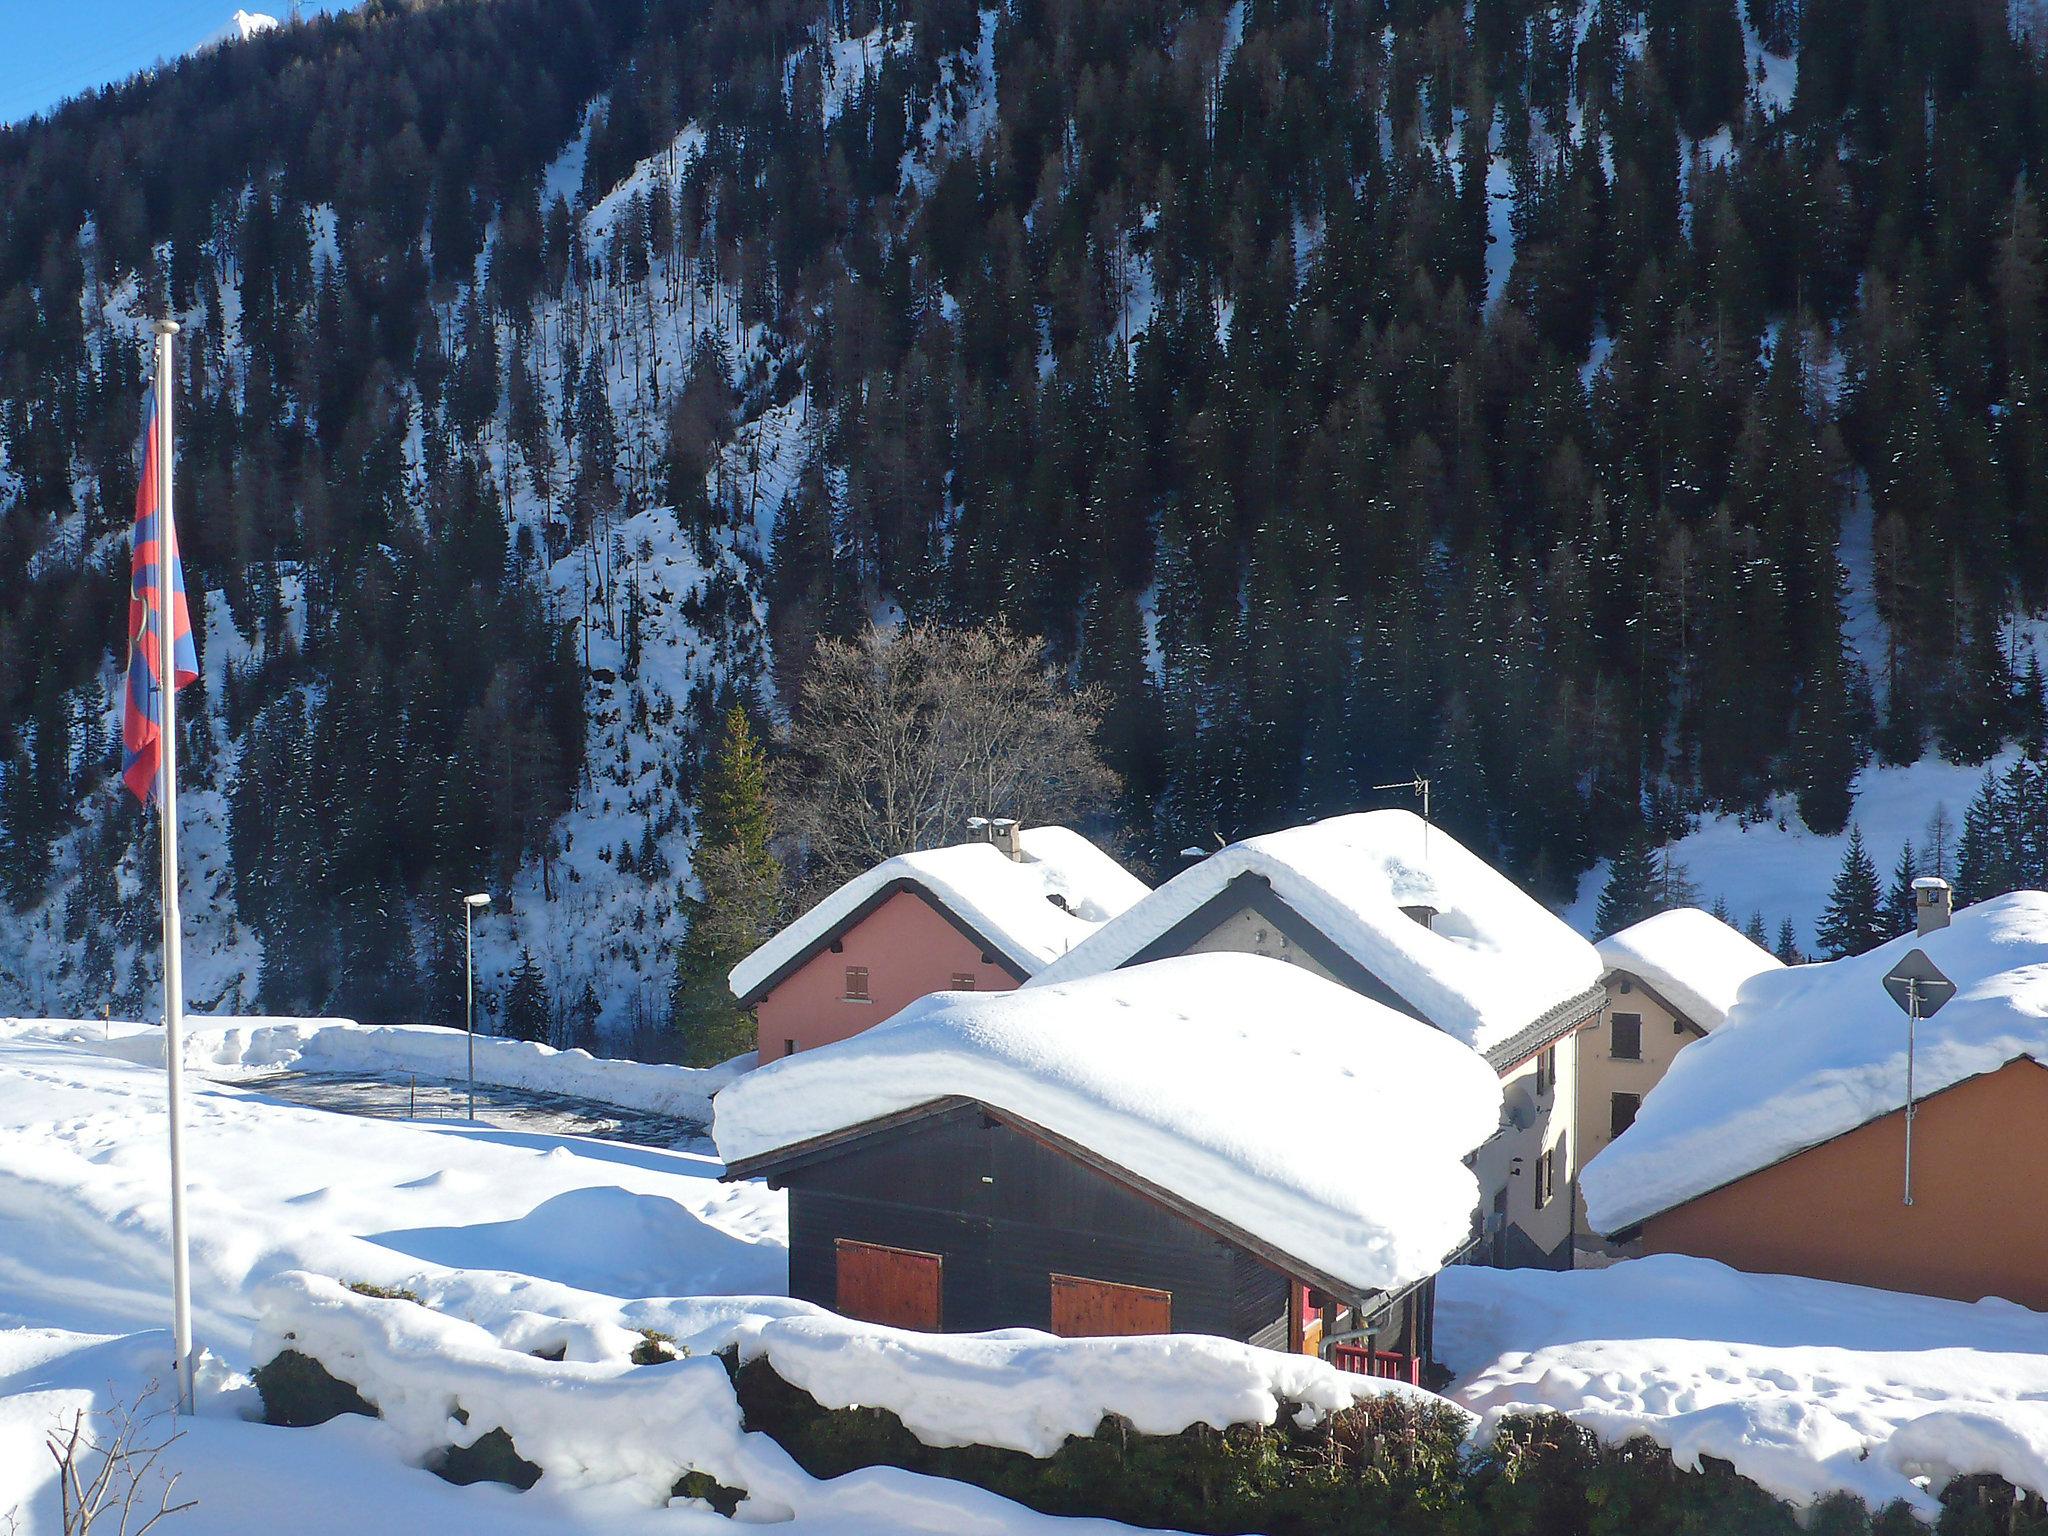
xmin=1639 ymin=1058 xmax=2048 ymax=1310
xmin=755 ymin=890 xmax=1024 ymax=1059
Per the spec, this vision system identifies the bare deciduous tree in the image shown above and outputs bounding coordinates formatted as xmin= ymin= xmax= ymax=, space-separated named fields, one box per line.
xmin=45 ymin=1385 xmax=196 ymax=1536
xmin=778 ymin=622 xmax=1118 ymax=893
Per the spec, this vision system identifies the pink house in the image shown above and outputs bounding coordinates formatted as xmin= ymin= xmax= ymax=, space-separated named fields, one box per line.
xmin=728 ymin=824 xmax=1148 ymax=1060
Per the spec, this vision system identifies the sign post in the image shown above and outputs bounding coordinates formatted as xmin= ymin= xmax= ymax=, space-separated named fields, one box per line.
xmin=1881 ymin=948 xmax=1955 ymax=1207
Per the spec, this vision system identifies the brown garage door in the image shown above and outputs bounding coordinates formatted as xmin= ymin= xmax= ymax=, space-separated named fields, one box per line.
xmin=835 ymin=1239 xmax=942 ymax=1330
xmin=1049 ymin=1273 xmax=1172 ymax=1337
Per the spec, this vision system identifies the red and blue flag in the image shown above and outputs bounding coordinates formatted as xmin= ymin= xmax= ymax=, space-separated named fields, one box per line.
xmin=122 ymin=386 xmax=198 ymax=805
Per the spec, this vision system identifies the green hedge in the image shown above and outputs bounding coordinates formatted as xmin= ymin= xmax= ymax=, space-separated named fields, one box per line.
xmin=731 ymin=1355 xmax=2047 ymax=1536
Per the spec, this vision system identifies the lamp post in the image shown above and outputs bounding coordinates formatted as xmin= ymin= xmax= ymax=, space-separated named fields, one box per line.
xmin=463 ymin=892 xmax=492 ymax=1121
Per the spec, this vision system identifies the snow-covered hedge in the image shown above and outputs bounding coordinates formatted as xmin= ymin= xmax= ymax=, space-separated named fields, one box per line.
xmin=108 ymin=1016 xmax=750 ymax=1123
xmin=252 ymin=1275 xmax=2048 ymax=1535
xmin=252 ymin=1271 xmax=790 ymax=1514
xmin=250 ymin=1271 xmax=1447 ymax=1523
xmin=730 ymin=1311 xmax=1435 ymax=1457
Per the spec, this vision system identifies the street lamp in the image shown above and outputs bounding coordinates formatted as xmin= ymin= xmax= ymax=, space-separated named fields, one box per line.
xmin=463 ymin=892 xmax=492 ymax=1121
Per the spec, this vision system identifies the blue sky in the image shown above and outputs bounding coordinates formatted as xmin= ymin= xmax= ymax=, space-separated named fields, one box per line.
xmin=1 ymin=1 xmax=358 ymax=126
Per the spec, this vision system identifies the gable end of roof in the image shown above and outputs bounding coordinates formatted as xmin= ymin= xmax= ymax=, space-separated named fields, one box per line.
xmin=732 ymin=881 xmax=1034 ymax=1005
xmin=1124 ymin=871 xmax=1429 ymax=1022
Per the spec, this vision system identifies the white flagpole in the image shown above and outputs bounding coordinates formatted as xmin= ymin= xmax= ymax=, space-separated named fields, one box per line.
xmin=153 ymin=317 xmax=196 ymax=1416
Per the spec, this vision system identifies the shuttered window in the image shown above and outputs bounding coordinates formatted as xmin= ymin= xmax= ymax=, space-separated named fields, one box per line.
xmin=1611 ymin=1091 xmax=1641 ymax=1139
xmin=1610 ymin=1012 xmax=1642 ymax=1060
xmin=950 ymin=973 xmax=977 ymax=990
xmin=1049 ymin=1274 xmax=1172 ymax=1338
xmin=835 ymin=1240 xmax=941 ymax=1330
xmin=844 ymin=965 xmax=870 ymax=1001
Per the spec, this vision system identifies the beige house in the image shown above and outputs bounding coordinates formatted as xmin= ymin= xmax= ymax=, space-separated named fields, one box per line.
xmin=1028 ymin=811 xmax=1604 ymax=1270
xmin=1575 ymin=908 xmax=1784 ymax=1236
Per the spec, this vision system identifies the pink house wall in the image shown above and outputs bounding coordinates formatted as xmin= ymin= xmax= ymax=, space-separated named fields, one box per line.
xmin=754 ymin=890 xmax=1024 ymax=1059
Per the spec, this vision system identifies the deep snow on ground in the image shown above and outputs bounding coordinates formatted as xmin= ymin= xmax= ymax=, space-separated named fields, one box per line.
xmin=5 ymin=1020 xmax=2045 ymax=1530
xmin=0 ymin=1022 xmax=793 ymax=1530
xmin=0 ymin=1022 xmax=1251 ymax=1534
xmin=1439 ymin=1257 xmax=2048 ymax=1516
xmin=1568 ymin=747 xmax=2023 ymax=950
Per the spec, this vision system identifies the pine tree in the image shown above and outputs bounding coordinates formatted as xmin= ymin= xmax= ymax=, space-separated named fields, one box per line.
xmin=1957 ymin=769 xmax=2008 ymax=904
xmin=1815 ymin=826 xmax=1887 ymax=957
xmin=1596 ymin=829 xmax=1659 ymax=936
xmin=1744 ymin=910 xmax=1769 ymax=947
xmin=1775 ymin=916 xmax=1802 ymax=964
xmin=504 ymin=948 xmax=551 ymax=1044
xmin=669 ymin=706 xmax=784 ymax=1065
xmin=568 ymin=981 xmax=602 ymax=1053
xmin=1888 ymin=840 xmax=1919 ymax=936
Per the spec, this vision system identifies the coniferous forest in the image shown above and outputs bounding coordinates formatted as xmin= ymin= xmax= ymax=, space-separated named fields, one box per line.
xmin=4 ymin=0 xmax=2048 ymax=1030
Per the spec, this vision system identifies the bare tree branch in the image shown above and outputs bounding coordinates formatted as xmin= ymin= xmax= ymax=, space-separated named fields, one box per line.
xmin=44 ymin=1384 xmax=197 ymax=1536
xmin=778 ymin=621 xmax=1118 ymax=894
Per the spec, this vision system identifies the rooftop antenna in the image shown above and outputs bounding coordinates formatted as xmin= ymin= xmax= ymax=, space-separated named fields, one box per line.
xmin=1373 ymin=776 xmax=1432 ymax=858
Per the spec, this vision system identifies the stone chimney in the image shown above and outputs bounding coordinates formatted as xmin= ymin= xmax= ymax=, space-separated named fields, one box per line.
xmin=989 ymin=817 xmax=1025 ymax=861
xmin=1913 ymin=877 xmax=1953 ymax=935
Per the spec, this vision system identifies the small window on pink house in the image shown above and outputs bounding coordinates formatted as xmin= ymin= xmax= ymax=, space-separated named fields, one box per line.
xmin=950 ymin=973 xmax=977 ymax=991
xmin=844 ymin=965 xmax=871 ymax=1001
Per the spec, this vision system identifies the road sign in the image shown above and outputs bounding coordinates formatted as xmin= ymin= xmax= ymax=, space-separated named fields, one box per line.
xmin=1883 ymin=949 xmax=1955 ymax=1018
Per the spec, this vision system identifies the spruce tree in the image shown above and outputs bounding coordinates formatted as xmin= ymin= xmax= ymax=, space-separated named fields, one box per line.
xmin=669 ymin=706 xmax=784 ymax=1066
xmin=1888 ymin=840 xmax=1919 ymax=936
xmin=1596 ymin=830 xmax=1659 ymax=936
xmin=1815 ymin=826 xmax=1887 ymax=957
xmin=1775 ymin=916 xmax=1802 ymax=964
xmin=504 ymin=948 xmax=551 ymax=1044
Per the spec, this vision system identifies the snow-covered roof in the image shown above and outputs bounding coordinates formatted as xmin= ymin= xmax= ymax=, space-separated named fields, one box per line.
xmin=728 ymin=826 xmax=1147 ymax=1003
xmin=714 ymin=954 xmax=1503 ymax=1297
xmin=1584 ymin=892 xmax=2048 ymax=1234
xmin=1029 ymin=810 xmax=1602 ymax=1056
xmin=1595 ymin=908 xmax=1784 ymax=1032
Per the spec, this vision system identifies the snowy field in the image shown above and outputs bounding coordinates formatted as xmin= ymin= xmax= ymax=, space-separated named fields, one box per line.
xmin=4 ymin=1020 xmax=2044 ymax=1531
xmin=1567 ymin=748 xmax=2021 ymax=949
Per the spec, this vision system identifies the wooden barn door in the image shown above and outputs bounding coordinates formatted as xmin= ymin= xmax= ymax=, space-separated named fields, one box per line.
xmin=1049 ymin=1273 xmax=1172 ymax=1337
xmin=835 ymin=1239 xmax=942 ymax=1330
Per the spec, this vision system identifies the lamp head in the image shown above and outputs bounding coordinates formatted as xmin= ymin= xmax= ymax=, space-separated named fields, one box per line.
xmin=464 ymin=893 xmax=492 ymax=909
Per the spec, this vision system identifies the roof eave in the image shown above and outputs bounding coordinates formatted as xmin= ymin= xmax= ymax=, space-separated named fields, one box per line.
xmin=723 ymin=1093 xmax=1405 ymax=1306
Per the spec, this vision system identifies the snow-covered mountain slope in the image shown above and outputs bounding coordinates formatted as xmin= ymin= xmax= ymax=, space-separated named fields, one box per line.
xmin=0 ymin=21 xmax=974 ymax=1038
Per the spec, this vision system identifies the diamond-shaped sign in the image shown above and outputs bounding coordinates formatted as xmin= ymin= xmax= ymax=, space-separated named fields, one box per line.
xmin=1883 ymin=948 xmax=1956 ymax=1018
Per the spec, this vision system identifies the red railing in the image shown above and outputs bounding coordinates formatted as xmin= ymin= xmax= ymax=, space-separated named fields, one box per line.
xmin=1329 ymin=1344 xmax=1420 ymax=1385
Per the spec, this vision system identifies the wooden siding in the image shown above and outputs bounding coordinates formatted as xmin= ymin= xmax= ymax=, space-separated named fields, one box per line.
xmin=1050 ymin=1274 xmax=1172 ymax=1336
xmin=835 ymin=1239 xmax=943 ymax=1329
xmin=780 ymin=1102 xmax=1293 ymax=1341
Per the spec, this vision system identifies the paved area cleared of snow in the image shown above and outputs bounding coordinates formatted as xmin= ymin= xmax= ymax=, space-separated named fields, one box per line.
xmin=235 ymin=1070 xmax=710 ymax=1148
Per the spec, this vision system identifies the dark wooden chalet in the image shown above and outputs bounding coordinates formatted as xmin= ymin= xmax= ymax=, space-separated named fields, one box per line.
xmin=725 ymin=1094 xmax=1439 ymax=1381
